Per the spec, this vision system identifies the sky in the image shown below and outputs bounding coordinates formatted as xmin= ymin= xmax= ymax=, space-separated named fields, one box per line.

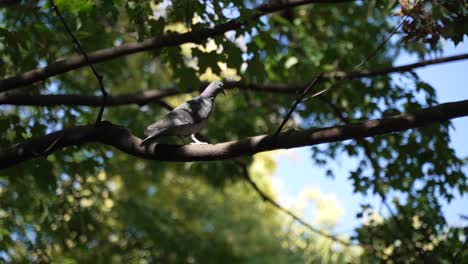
xmin=273 ymin=38 xmax=468 ymax=236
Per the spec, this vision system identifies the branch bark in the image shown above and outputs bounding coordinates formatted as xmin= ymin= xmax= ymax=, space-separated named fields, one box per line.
xmin=2 ymin=54 xmax=466 ymax=107
xmin=2 ymin=99 xmax=467 ymax=170
xmin=327 ymin=53 xmax=468 ymax=79
xmin=0 ymin=0 xmax=20 ymax=7
xmin=319 ymin=95 xmax=423 ymax=255
xmin=0 ymin=0 xmax=353 ymax=92
xmin=0 ymin=88 xmax=180 ymax=107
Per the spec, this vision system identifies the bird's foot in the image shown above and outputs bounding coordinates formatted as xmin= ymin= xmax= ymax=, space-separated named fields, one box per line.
xmin=190 ymin=141 xmax=208 ymax=145
xmin=190 ymin=134 xmax=208 ymax=144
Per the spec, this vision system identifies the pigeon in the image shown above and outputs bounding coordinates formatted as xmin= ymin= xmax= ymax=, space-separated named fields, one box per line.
xmin=140 ymin=81 xmax=225 ymax=146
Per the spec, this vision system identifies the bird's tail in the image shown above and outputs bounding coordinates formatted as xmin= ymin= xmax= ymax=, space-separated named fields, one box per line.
xmin=140 ymin=129 xmax=165 ymax=147
xmin=140 ymin=129 xmax=163 ymax=146
xmin=140 ymin=136 xmax=157 ymax=146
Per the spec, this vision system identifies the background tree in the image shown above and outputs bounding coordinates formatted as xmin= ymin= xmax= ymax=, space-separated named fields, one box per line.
xmin=0 ymin=0 xmax=467 ymax=263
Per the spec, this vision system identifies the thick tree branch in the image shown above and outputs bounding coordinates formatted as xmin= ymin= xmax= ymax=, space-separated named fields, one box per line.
xmin=1 ymin=99 xmax=467 ymax=170
xmin=0 ymin=0 xmax=353 ymax=92
xmin=0 ymin=89 xmax=180 ymax=107
xmin=2 ymin=54 xmax=466 ymax=107
xmin=320 ymin=96 xmax=424 ymax=256
xmin=0 ymin=0 xmax=19 ymax=7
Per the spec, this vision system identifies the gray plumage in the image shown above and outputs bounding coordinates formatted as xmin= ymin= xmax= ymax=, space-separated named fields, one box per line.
xmin=140 ymin=81 xmax=224 ymax=146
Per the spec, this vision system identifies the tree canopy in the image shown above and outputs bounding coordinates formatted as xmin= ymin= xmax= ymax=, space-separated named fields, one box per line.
xmin=0 ymin=0 xmax=467 ymax=263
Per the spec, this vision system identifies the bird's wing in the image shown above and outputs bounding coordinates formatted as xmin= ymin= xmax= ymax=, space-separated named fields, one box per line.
xmin=174 ymin=97 xmax=212 ymax=122
xmin=144 ymin=101 xmax=197 ymax=136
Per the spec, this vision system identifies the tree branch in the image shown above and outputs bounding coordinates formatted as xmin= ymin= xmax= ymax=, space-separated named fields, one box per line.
xmin=0 ymin=88 xmax=179 ymax=107
xmin=275 ymin=73 xmax=324 ymax=135
xmin=0 ymin=0 xmax=19 ymax=7
xmin=1 ymin=99 xmax=467 ymax=169
xmin=319 ymin=95 xmax=424 ymax=256
xmin=49 ymin=0 xmax=108 ymax=123
xmin=275 ymin=0 xmax=421 ymax=135
xmin=350 ymin=0 xmax=422 ymax=72
xmin=327 ymin=53 xmax=468 ymax=79
xmin=2 ymin=54 xmax=466 ymax=107
xmin=0 ymin=0 xmax=353 ymax=92
xmin=233 ymin=160 xmax=355 ymax=247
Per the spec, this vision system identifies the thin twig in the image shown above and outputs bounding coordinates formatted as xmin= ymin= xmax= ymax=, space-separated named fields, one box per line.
xmin=49 ymin=0 xmax=108 ymax=123
xmin=352 ymin=0 xmax=424 ymax=72
xmin=234 ymin=159 xmax=392 ymax=256
xmin=42 ymin=133 xmax=63 ymax=155
xmin=274 ymin=1 xmax=424 ymax=136
xmin=232 ymin=159 xmax=354 ymax=247
xmin=301 ymin=87 xmax=330 ymax=102
xmin=275 ymin=72 xmax=324 ymax=135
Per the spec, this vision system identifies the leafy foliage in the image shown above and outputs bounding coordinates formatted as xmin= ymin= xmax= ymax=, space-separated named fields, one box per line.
xmin=0 ymin=0 xmax=467 ymax=263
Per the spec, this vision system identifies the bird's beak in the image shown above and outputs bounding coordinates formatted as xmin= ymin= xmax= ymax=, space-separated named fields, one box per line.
xmin=221 ymin=89 xmax=226 ymax=95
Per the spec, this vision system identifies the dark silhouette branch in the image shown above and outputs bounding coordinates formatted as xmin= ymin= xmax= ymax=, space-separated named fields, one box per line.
xmin=233 ymin=160 xmax=355 ymax=247
xmin=0 ymin=0 xmax=353 ymax=92
xmin=1 ymin=99 xmax=467 ymax=170
xmin=0 ymin=88 xmax=179 ymax=108
xmin=0 ymin=0 xmax=20 ymax=7
xmin=275 ymin=73 xmax=324 ymax=135
xmin=327 ymin=53 xmax=468 ymax=79
xmin=237 ymin=158 xmax=387 ymax=255
xmin=276 ymin=0 xmax=421 ymax=135
xmin=2 ymin=54 xmax=466 ymax=107
xmin=350 ymin=0 xmax=422 ymax=72
xmin=49 ymin=0 xmax=108 ymax=123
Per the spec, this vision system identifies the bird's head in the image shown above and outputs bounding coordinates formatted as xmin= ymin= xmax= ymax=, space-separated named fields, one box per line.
xmin=200 ymin=81 xmax=225 ymax=99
